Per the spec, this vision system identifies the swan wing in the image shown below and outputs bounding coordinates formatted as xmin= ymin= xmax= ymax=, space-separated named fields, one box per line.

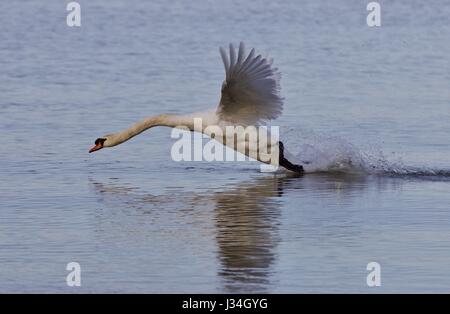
xmin=217 ymin=42 xmax=283 ymax=125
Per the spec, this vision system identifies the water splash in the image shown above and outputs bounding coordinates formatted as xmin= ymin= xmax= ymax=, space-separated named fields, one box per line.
xmin=281 ymin=127 xmax=450 ymax=178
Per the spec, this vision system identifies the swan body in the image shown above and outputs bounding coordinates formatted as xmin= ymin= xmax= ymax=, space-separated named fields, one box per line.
xmin=90 ymin=42 xmax=303 ymax=173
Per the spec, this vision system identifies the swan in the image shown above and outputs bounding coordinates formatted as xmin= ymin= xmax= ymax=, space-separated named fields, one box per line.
xmin=89 ymin=42 xmax=304 ymax=173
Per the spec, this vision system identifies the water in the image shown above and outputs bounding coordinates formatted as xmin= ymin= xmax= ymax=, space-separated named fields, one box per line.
xmin=1 ymin=0 xmax=450 ymax=293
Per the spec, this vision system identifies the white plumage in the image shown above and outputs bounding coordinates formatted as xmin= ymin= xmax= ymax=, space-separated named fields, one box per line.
xmin=89 ymin=42 xmax=303 ymax=173
xmin=217 ymin=42 xmax=283 ymax=125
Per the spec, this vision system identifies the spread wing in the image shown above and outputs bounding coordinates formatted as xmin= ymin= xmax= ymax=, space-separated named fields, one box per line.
xmin=217 ymin=42 xmax=284 ymax=126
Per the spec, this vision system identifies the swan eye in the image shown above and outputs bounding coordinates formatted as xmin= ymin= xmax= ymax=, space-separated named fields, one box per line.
xmin=95 ymin=138 xmax=106 ymax=145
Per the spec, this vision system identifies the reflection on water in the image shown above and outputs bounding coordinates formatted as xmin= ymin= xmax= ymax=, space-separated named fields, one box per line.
xmin=89 ymin=172 xmax=375 ymax=292
xmin=213 ymin=176 xmax=285 ymax=292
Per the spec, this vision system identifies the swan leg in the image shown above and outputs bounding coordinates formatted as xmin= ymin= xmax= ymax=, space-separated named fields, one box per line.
xmin=278 ymin=141 xmax=304 ymax=173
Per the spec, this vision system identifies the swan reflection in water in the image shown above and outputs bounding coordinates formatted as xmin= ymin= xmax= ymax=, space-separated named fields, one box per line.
xmin=212 ymin=175 xmax=286 ymax=292
xmin=211 ymin=172 xmax=372 ymax=292
xmin=89 ymin=172 xmax=370 ymax=292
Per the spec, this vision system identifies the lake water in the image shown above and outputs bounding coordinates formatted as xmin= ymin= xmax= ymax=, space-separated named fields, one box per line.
xmin=1 ymin=0 xmax=450 ymax=293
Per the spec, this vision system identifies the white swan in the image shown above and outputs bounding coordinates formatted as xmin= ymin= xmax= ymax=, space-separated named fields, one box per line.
xmin=89 ymin=42 xmax=304 ymax=173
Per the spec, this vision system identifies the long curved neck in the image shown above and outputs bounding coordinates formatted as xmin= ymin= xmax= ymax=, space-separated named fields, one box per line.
xmin=108 ymin=113 xmax=194 ymax=147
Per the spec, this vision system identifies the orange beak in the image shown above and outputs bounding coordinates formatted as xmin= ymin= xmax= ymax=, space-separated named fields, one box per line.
xmin=89 ymin=143 xmax=103 ymax=153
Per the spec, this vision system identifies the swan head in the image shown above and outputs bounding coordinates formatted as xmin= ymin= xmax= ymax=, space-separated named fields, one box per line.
xmin=89 ymin=136 xmax=113 ymax=153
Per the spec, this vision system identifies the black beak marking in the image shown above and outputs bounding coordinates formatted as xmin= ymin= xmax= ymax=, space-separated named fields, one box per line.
xmin=95 ymin=138 xmax=106 ymax=145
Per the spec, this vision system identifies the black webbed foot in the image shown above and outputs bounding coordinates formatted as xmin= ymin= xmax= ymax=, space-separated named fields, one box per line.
xmin=278 ymin=141 xmax=305 ymax=174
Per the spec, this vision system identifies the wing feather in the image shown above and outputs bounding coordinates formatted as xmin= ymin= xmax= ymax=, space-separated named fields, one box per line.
xmin=229 ymin=44 xmax=236 ymax=72
xmin=237 ymin=42 xmax=245 ymax=65
xmin=217 ymin=42 xmax=283 ymax=125
xmin=219 ymin=47 xmax=230 ymax=79
xmin=238 ymin=48 xmax=255 ymax=75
